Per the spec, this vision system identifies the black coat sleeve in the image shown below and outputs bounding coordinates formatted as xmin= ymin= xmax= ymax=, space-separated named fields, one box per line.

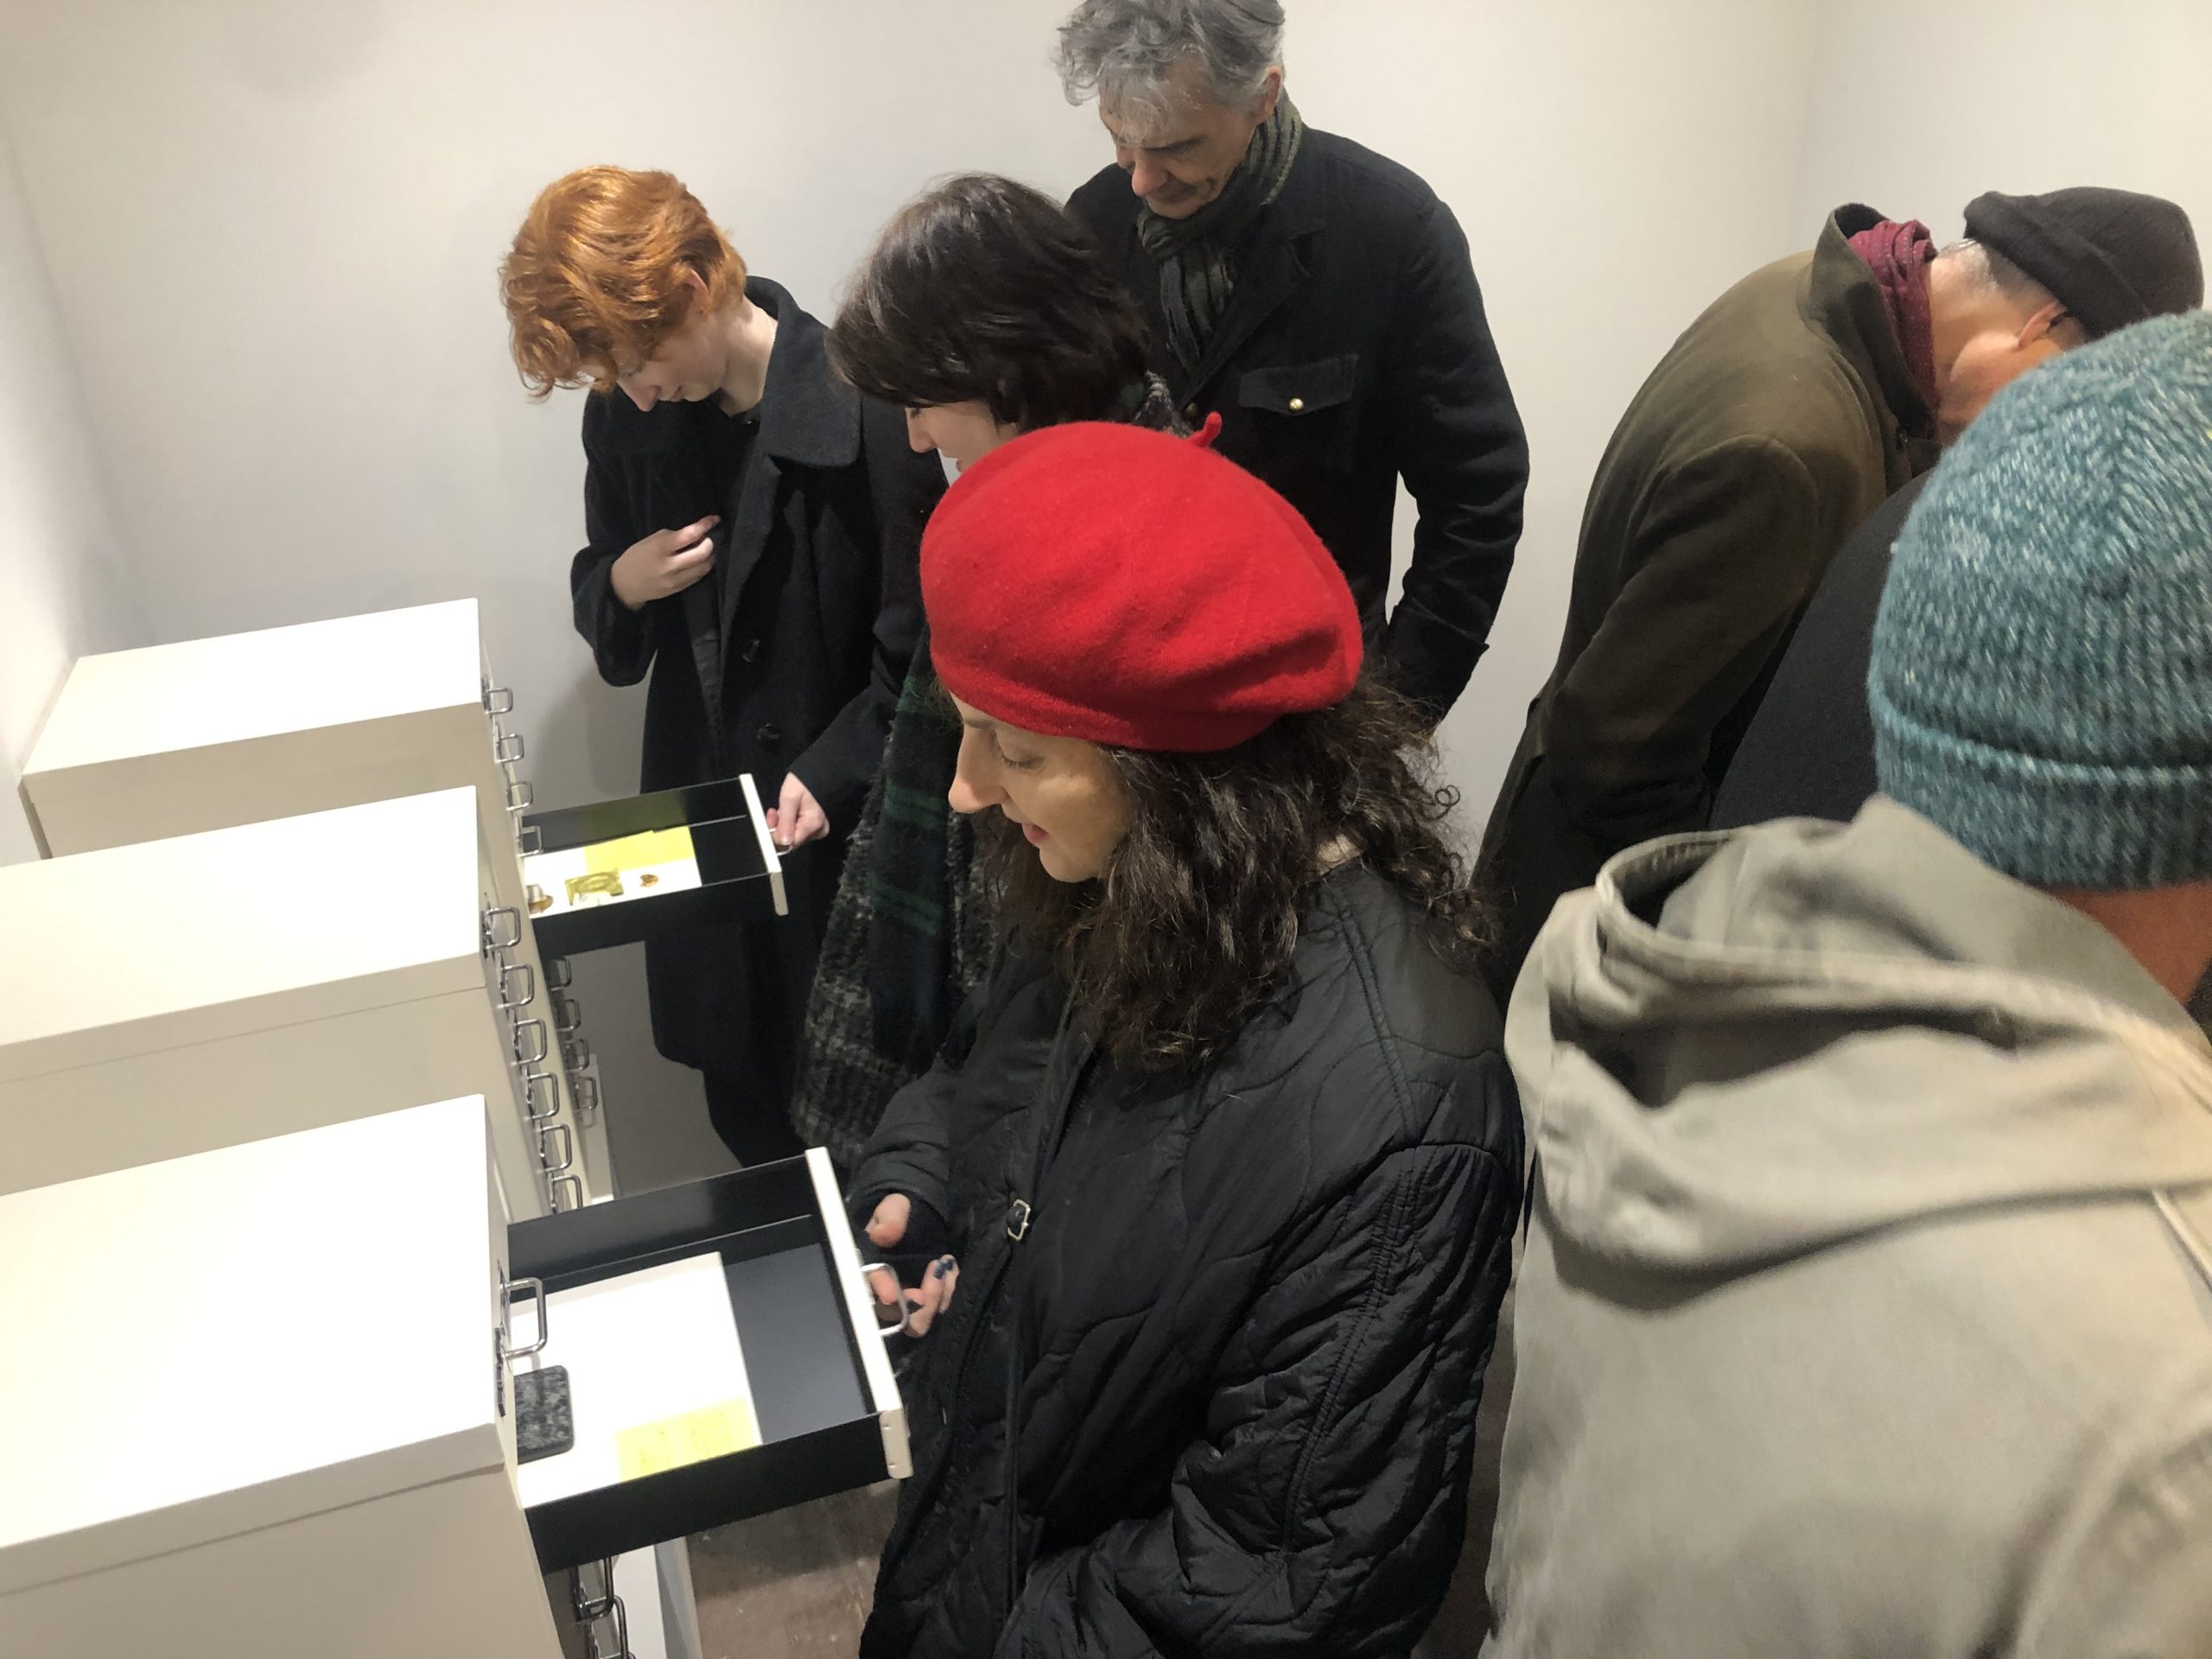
xmin=571 ymin=402 xmax=657 ymax=687
xmin=789 ymin=403 xmax=945 ymax=833
xmin=1379 ymin=198 xmax=1529 ymax=719
xmin=996 ymin=1130 xmax=1521 ymax=1658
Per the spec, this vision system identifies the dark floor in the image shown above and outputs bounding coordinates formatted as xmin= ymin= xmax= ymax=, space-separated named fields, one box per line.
xmin=688 ymin=1298 xmax=1516 ymax=1656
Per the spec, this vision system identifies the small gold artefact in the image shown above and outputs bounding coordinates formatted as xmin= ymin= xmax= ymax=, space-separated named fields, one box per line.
xmin=639 ymin=872 xmax=660 ymax=888
xmin=1287 ymin=397 xmax=1305 ymax=412
xmin=526 ymin=883 xmax=553 ymax=915
xmin=566 ymin=870 xmax=625 ymax=905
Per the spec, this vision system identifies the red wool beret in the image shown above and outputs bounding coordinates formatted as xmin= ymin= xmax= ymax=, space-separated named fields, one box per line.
xmin=922 ymin=422 xmax=1363 ymax=752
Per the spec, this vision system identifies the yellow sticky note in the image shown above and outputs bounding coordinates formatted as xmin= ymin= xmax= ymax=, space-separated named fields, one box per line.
xmin=585 ymin=826 xmax=696 ymax=876
xmin=615 ymin=1397 xmax=760 ymax=1480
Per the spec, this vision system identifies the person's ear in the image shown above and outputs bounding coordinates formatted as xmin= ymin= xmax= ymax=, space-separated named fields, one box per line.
xmin=1253 ymin=67 xmax=1284 ymax=121
xmin=2020 ymin=298 xmax=2075 ymax=351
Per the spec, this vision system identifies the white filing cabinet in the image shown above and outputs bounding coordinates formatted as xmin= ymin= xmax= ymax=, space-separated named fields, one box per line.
xmin=0 ymin=1103 xmax=909 ymax=1659
xmin=0 ymin=789 xmax=561 ymax=1216
xmin=18 ymin=600 xmax=607 ymax=1198
xmin=0 ymin=1096 xmax=561 ymax=1658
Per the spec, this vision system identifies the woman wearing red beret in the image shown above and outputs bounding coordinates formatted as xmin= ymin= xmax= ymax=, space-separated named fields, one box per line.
xmin=849 ymin=423 xmax=1522 ymax=1657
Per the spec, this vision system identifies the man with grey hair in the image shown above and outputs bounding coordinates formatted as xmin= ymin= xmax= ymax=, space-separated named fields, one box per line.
xmin=1059 ymin=0 xmax=1529 ymax=721
xmin=1478 ymin=187 xmax=2202 ymax=1005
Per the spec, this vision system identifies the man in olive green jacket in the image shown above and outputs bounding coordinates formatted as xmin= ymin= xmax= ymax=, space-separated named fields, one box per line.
xmin=1478 ymin=188 xmax=2201 ymax=1001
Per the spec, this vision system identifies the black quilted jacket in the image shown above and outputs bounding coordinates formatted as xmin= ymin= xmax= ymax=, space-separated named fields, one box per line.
xmin=849 ymin=861 xmax=1522 ymax=1658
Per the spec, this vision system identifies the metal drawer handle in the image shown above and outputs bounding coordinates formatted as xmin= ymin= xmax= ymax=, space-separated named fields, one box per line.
xmin=562 ymin=1035 xmax=594 ymax=1074
xmin=860 ymin=1262 xmax=919 ymax=1338
xmin=550 ymin=987 xmax=582 ymax=1033
xmin=521 ymin=1070 xmax=560 ymax=1122
xmin=497 ymin=960 xmax=537 ymax=1012
xmin=511 ymin=1017 xmax=549 ymax=1066
xmin=550 ymin=1173 xmax=584 ymax=1212
xmin=538 ymin=1122 xmax=575 ymax=1175
xmin=505 ymin=779 xmax=534 ymax=813
xmin=499 ymin=1273 xmax=548 ymax=1359
xmin=517 ymin=823 xmax=544 ymax=857
xmin=585 ymin=1595 xmax=630 ymax=1659
xmin=493 ymin=730 xmax=525 ymax=765
xmin=543 ymin=955 xmax=574 ymax=990
xmin=571 ymin=1560 xmax=616 ymax=1622
xmin=571 ymin=1075 xmax=601 ymax=1122
xmin=481 ymin=679 xmax=514 ymax=715
xmin=481 ymin=906 xmax=521 ymax=952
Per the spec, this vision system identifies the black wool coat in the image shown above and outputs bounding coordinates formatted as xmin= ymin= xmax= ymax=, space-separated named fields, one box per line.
xmin=1709 ymin=473 xmax=1930 ymax=830
xmin=572 ymin=277 xmax=945 ymax=1083
xmin=1069 ymin=130 xmax=1529 ymax=718
xmin=849 ymin=863 xmax=1523 ymax=1659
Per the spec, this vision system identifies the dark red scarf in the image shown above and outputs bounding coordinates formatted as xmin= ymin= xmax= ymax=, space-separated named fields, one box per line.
xmin=1848 ymin=217 xmax=1939 ymax=432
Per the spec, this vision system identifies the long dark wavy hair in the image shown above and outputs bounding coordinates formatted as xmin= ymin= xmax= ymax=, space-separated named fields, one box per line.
xmin=975 ymin=673 xmax=1491 ymax=1071
xmin=830 ymin=173 xmax=1152 ymax=429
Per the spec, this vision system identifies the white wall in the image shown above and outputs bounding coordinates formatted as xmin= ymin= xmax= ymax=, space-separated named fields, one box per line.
xmin=1797 ymin=0 xmax=2212 ymax=250
xmin=0 ymin=119 xmax=143 ymax=865
xmin=0 ymin=0 xmax=1818 ymax=1157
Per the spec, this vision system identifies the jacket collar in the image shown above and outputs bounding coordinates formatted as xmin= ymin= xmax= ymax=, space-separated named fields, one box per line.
xmin=1177 ymin=133 xmax=1331 ymax=397
xmin=746 ymin=276 xmax=861 ymax=469
xmin=1807 ymin=206 xmax=1938 ymax=468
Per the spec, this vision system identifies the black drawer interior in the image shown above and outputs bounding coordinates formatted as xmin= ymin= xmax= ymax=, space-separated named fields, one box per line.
xmin=520 ymin=778 xmax=783 ymax=957
xmin=506 ymin=1158 xmax=890 ymax=1570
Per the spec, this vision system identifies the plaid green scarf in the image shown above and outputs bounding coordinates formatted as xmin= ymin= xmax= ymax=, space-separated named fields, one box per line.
xmin=1137 ymin=95 xmax=1306 ymax=379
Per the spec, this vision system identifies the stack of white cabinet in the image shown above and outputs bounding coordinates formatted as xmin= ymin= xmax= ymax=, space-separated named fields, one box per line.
xmin=18 ymin=599 xmax=606 ymax=1200
xmin=0 ymin=1096 xmax=566 ymax=1657
xmin=0 ymin=789 xmax=551 ymax=1215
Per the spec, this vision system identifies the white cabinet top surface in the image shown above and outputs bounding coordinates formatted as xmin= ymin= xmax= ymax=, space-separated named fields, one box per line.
xmin=0 ymin=1096 xmax=504 ymax=1590
xmin=0 ymin=789 xmax=483 ymax=1074
xmin=25 ymin=599 xmax=483 ymax=772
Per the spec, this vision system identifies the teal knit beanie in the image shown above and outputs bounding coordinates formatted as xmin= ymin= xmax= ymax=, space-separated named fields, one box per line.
xmin=1870 ymin=309 xmax=2212 ymax=890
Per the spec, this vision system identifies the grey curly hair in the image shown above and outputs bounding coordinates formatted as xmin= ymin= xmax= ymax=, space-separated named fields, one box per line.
xmin=1054 ymin=0 xmax=1285 ymax=128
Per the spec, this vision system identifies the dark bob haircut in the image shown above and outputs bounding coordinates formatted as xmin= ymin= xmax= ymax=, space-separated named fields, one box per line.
xmin=976 ymin=673 xmax=1494 ymax=1071
xmin=831 ymin=173 xmax=1151 ymax=429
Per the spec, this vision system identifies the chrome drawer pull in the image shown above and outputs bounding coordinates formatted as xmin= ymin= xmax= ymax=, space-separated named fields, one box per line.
xmin=510 ymin=1017 xmax=549 ymax=1066
xmin=517 ymin=823 xmax=544 ymax=856
xmin=550 ymin=1174 xmax=584 ymax=1212
xmin=543 ymin=955 xmax=574 ymax=990
xmin=505 ymin=779 xmax=534 ymax=813
xmin=571 ymin=1075 xmax=601 ymax=1122
xmin=571 ymin=1560 xmax=616 ymax=1622
xmin=521 ymin=1071 xmax=560 ymax=1122
xmin=493 ymin=729 xmax=525 ymax=765
xmin=496 ymin=960 xmax=537 ymax=1012
xmin=860 ymin=1262 xmax=920 ymax=1338
xmin=481 ymin=679 xmax=514 ymax=715
xmin=481 ymin=906 xmax=521 ymax=952
xmin=562 ymin=1035 xmax=594 ymax=1074
xmin=585 ymin=1595 xmax=630 ymax=1659
xmin=538 ymin=1122 xmax=575 ymax=1175
xmin=550 ymin=987 xmax=582 ymax=1033
xmin=499 ymin=1273 xmax=548 ymax=1359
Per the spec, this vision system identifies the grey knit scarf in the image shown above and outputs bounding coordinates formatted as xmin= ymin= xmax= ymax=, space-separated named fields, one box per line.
xmin=1136 ymin=95 xmax=1306 ymax=379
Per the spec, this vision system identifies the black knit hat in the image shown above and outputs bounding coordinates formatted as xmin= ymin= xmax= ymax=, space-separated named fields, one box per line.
xmin=1963 ymin=187 xmax=2202 ymax=339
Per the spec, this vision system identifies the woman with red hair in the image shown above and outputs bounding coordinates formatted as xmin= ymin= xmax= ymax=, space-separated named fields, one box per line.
xmin=501 ymin=166 xmax=944 ymax=1163
xmin=851 ymin=423 xmax=1521 ymax=1657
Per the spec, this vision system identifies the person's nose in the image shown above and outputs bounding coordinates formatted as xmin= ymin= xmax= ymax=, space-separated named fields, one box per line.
xmin=905 ymin=409 xmax=937 ymax=455
xmin=622 ymin=380 xmax=656 ymax=413
xmin=1128 ymin=153 xmax=1168 ymax=199
xmin=948 ymin=731 xmax=999 ymax=815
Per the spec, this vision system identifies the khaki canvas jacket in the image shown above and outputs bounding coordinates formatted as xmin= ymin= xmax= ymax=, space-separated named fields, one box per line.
xmin=1478 ymin=207 xmax=1938 ymax=997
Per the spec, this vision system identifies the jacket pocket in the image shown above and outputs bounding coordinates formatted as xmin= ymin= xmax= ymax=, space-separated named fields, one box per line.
xmin=1236 ymin=354 xmax=1360 ymax=473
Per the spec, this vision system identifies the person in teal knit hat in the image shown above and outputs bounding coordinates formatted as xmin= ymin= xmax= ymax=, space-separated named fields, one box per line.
xmin=1484 ymin=309 xmax=2212 ymax=1657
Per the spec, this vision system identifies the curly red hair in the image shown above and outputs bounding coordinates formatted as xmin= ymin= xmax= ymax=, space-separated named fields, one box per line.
xmin=500 ymin=166 xmax=747 ymax=398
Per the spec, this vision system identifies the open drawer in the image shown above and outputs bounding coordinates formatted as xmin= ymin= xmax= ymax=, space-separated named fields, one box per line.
xmin=518 ymin=776 xmax=788 ymax=958
xmin=505 ymin=1148 xmax=906 ymax=1571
